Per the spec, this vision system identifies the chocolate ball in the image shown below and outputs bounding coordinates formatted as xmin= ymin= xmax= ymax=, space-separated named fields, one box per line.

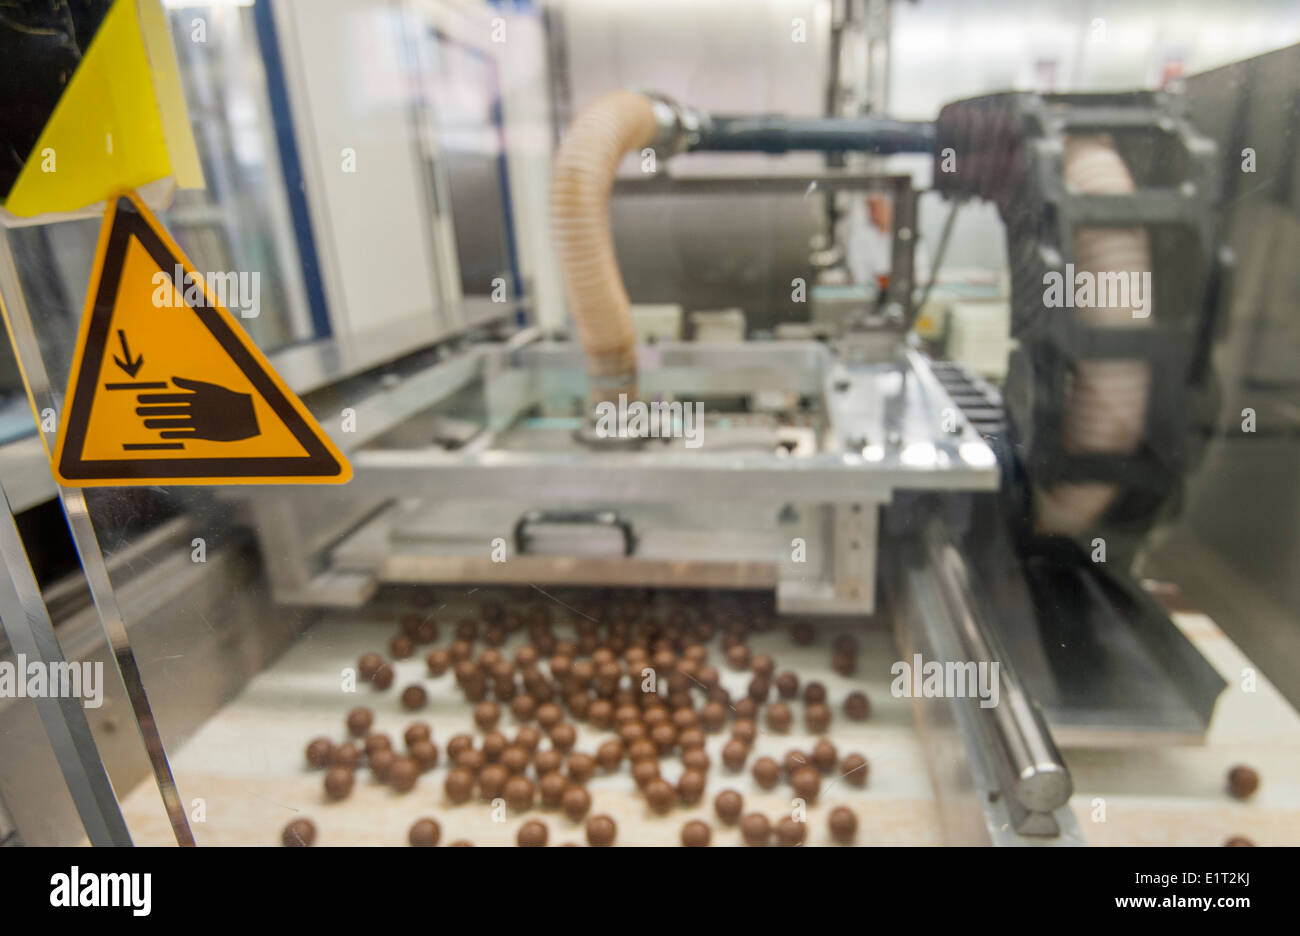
xmin=586 ymin=814 xmax=617 ymax=846
xmin=766 ymin=702 xmax=793 ymax=733
xmin=389 ymin=634 xmax=415 ymax=660
xmin=324 ymin=765 xmax=354 ymax=800
xmin=358 ymin=653 xmax=383 ymax=681
xmin=681 ymin=820 xmax=712 ymax=847
xmin=479 ymin=764 xmax=509 ymax=800
xmin=733 ymin=697 xmax=758 ymax=720
xmin=776 ymin=817 xmax=806 ymax=847
xmin=790 ymin=765 xmax=820 ymax=803
xmin=444 ymin=767 xmax=474 ymax=803
xmin=534 ymin=748 xmax=562 ymax=776
xmin=783 ymin=749 xmax=809 ymax=775
xmin=345 ymin=707 xmax=374 ymax=738
xmin=510 ymin=694 xmax=537 ymax=722
xmin=504 ymin=775 xmax=536 ymax=811
xmin=500 ymin=745 xmax=529 ymax=775
xmin=811 ymin=738 xmax=838 ymax=772
xmin=803 ymin=681 xmax=827 ymax=704
xmin=515 ymin=726 xmax=542 ymax=753
xmin=305 ymin=737 xmax=334 ymax=769
xmin=537 ymin=771 xmax=566 ymax=807
xmin=568 ymin=752 xmax=597 ymax=785
xmin=678 ymin=769 xmax=707 ymax=805
xmin=410 ymin=740 xmax=439 ymax=771
xmin=1224 ymin=836 xmax=1255 ymax=847
xmin=448 ymin=639 xmax=473 ymax=664
xmin=726 ymin=644 xmax=751 ymax=671
xmin=752 ymin=756 xmax=781 ymax=790
xmin=747 ymin=677 xmax=771 ymax=704
xmin=731 ymin=719 xmax=757 ymax=745
xmin=408 ymin=817 xmax=441 ymax=846
xmin=621 ymin=726 xmax=649 ymax=753
xmin=537 ymin=703 xmax=564 ymax=731
xmin=403 ymin=722 xmax=431 ymax=748
xmin=697 ymin=665 xmax=720 ymax=689
xmin=446 ymin=733 xmax=474 ymax=762
xmin=455 ymin=748 xmax=485 ymax=773
xmin=332 ymin=741 xmax=361 ymax=769
xmin=588 ymin=699 xmax=614 ymax=729
xmin=830 ymin=649 xmax=856 ymax=676
xmin=400 ymin=614 xmax=422 ymax=640
xmin=474 ymin=701 xmax=501 ymax=731
xmin=1228 ymin=765 xmax=1260 ymax=799
xmin=369 ymin=749 xmax=395 ymax=781
xmin=550 ymin=723 xmax=577 ymax=753
xmin=841 ymin=753 xmax=870 ymax=787
xmin=517 ymin=819 xmax=548 ymax=847
xmin=364 ymin=733 xmax=392 ymax=759
xmin=682 ymin=747 xmax=711 ymax=773
xmin=701 ymin=701 xmax=728 ymax=732
xmin=282 ymin=818 xmax=316 ymax=846
xmin=679 ymin=727 xmax=706 ymax=751
xmin=371 ymin=663 xmax=395 ymax=690
xmin=714 ymin=789 xmax=744 ymax=825
xmin=401 ymin=685 xmax=427 ymax=711
xmin=805 ymin=702 xmax=832 ymax=733
xmin=632 ymin=759 xmax=661 ymax=789
xmin=596 ymin=739 xmax=624 ymax=771
xmin=645 ymin=777 xmax=676 ymax=814
xmin=844 ymin=690 xmax=870 ymax=720
xmin=775 ymin=671 xmax=799 ymax=699
xmin=562 ymin=785 xmax=592 ymax=821
xmin=828 ymin=806 xmax=858 ymax=844
xmin=481 ymin=731 xmax=508 ymax=763
xmin=740 ymin=812 xmax=771 ymax=846
xmin=515 ymin=645 xmax=539 ymax=668
xmin=567 ymin=692 xmax=591 ymax=720
xmin=650 ymin=723 xmax=678 ymax=754
xmin=751 ymin=654 xmax=775 ymax=678
xmin=722 ymin=739 xmax=749 ymax=772
xmin=389 ymin=756 xmax=419 ymax=793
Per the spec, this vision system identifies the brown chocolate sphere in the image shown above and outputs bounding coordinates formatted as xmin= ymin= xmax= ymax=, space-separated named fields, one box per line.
xmin=510 ymin=694 xmax=537 ymax=722
xmin=783 ymin=749 xmax=809 ymax=775
xmin=677 ymin=769 xmax=707 ymax=805
xmin=403 ymin=722 xmax=431 ymax=748
xmin=345 ymin=707 xmax=374 ymax=738
xmin=364 ymin=733 xmax=392 ymax=759
xmin=697 ymin=665 xmax=720 ymax=689
xmin=844 ymin=691 xmax=870 ymax=720
xmin=448 ymin=639 xmax=473 ymax=664
xmin=733 ymin=697 xmax=758 ymax=720
xmin=562 ymin=785 xmax=592 ymax=821
xmin=533 ymin=748 xmax=562 ymax=776
xmin=679 ymin=727 xmax=706 ymax=752
xmin=358 ymin=653 xmax=383 ymax=681
xmin=305 ymin=737 xmax=334 ymax=769
xmin=567 ymin=692 xmax=591 ymax=720
xmin=539 ymin=771 xmax=567 ymax=807
xmin=751 ymin=654 xmax=775 ymax=678
xmin=282 ymin=817 xmax=316 ymax=846
xmin=1224 ymin=836 xmax=1255 ymax=847
xmin=500 ymin=745 xmax=529 ymax=775
xmin=805 ymin=702 xmax=832 ymax=733
xmin=401 ymin=615 xmax=422 ymax=639
xmin=701 ymin=701 xmax=728 ymax=732
xmin=841 ymin=753 xmax=870 ymax=787
xmin=747 ymin=677 xmax=771 ymax=704
xmin=408 ymin=817 xmax=441 ymax=846
xmin=549 ymin=723 xmax=577 ymax=753
xmin=369 ymin=748 xmax=396 ymax=781
xmin=588 ymin=699 xmax=614 ymax=729
xmin=332 ymin=741 xmax=361 ymax=770
xmin=444 ymin=767 xmax=474 ymax=803
xmin=586 ymin=814 xmax=617 ymax=846
xmin=401 ymin=685 xmax=427 ymax=711
xmin=790 ymin=765 xmax=821 ymax=803
xmin=731 ymin=718 xmax=757 ymax=745
xmin=515 ymin=645 xmax=539 ymax=668
xmin=682 ymin=747 xmax=711 ymax=773
xmin=536 ymin=703 xmax=564 ymax=731
xmin=830 ymin=649 xmax=856 ymax=676
xmin=515 ymin=726 xmax=542 ymax=753
xmin=425 ymin=649 xmax=450 ymax=676
xmin=389 ymin=756 xmax=419 ymax=793
xmin=455 ymin=748 xmax=486 ymax=773
xmin=811 ymin=738 xmax=838 ymax=772
xmin=481 ymin=731 xmax=508 ymax=763
xmin=474 ymin=701 xmax=501 ymax=731
xmin=645 ymin=777 xmax=676 ymax=814
xmin=776 ymin=816 xmax=806 ymax=847
xmin=389 ymin=634 xmax=415 ymax=660
xmin=567 ymin=752 xmax=597 ymax=785
xmin=681 ymin=820 xmax=712 ymax=847
xmin=766 ymin=702 xmax=793 ymax=733
xmin=722 ymin=739 xmax=749 ymax=772
xmin=650 ymin=723 xmax=678 ymax=754
xmin=632 ymin=759 xmax=661 ymax=789
xmin=517 ymin=819 xmax=548 ymax=847
xmin=596 ymin=739 xmax=624 ymax=771
xmin=714 ymin=789 xmax=744 ymax=825
xmin=446 ymin=733 xmax=474 ymax=762
xmin=740 ymin=812 xmax=771 ymax=846
xmin=828 ymin=806 xmax=858 ymax=844
xmin=371 ymin=664 xmax=395 ymax=690
xmin=1228 ymin=765 xmax=1260 ymax=798
xmin=504 ymin=775 xmax=536 ymax=811
xmin=726 ymin=644 xmax=751 ymax=671
xmin=803 ymin=681 xmax=827 ymax=704
xmin=478 ymin=764 xmax=509 ymax=800
xmin=410 ymin=740 xmax=439 ymax=771
xmin=752 ymin=756 xmax=781 ymax=789
xmin=775 ymin=671 xmax=799 ymax=699
xmin=324 ymin=765 xmax=354 ymax=800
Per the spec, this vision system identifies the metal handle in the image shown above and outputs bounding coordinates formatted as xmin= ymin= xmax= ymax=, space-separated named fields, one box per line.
xmin=514 ymin=509 xmax=636 ymax=558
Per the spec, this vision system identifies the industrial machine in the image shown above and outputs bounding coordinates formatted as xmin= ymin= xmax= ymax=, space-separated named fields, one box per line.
xmin=0 ymin=0 xmax=1295 ymax=851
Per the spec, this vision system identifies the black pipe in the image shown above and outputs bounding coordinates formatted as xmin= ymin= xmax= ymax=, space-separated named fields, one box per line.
xmin=693 ymin=115 xmax=936 ymax=155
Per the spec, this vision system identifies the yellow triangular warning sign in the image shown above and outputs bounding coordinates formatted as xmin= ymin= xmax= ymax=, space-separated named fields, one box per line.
xmin=53 ymin=192 xmax=350 ymax=486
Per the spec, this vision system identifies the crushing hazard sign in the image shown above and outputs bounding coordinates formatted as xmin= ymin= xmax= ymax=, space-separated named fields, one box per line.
xmin=52 ymin=192 xmax=351 ymax=486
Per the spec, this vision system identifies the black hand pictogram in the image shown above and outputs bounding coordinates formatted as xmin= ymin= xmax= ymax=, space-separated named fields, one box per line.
xmin=135 ymin=377 xmax=260 ymax=442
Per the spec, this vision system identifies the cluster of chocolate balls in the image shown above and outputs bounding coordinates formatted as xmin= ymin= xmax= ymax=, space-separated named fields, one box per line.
xmin=288 ymin=589 xmax=873 ymax=846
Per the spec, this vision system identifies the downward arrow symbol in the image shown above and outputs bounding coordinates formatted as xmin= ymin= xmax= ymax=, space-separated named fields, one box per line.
xmin=112 ymin=329 xmax=144 ymax=378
